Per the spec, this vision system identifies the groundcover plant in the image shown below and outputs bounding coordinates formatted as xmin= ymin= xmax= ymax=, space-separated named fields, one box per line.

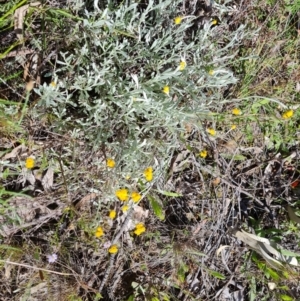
xmin=0 ymin=0 xmax=299 ymax=300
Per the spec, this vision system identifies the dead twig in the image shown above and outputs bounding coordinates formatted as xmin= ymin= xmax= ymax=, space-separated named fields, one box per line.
xmin=0 ymin=259 xmax=72 ymax=276
xmin=198 ymin=164 xmax=270 ymax=212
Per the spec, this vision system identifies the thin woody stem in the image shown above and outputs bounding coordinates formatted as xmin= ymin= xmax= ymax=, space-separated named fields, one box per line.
xmin=0 ymin=259 xmax=72 ymax=276
xmin=99 ymin=207 xmax=134 ymax=293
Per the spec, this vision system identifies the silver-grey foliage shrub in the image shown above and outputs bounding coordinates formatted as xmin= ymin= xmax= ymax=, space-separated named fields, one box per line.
xmin=34 ymin=0 xmax=247 ymax=174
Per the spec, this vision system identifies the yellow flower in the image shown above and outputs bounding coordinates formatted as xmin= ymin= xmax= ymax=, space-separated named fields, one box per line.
xmin=208 ymin=69 xmax=214 ymax=75
xmin=199 ymin=150 xmax=207 ymax=158
xmin=50 ymin=81 xmax=56 ymax=87
xmin=231 ymin=124 xmax=237 ymax=130
xmin=179 ymin=61 xmax=186 ymax=71
xmin=162 ymin=86 xmax=170 ymax=95
xmin=211 ymin=19 xmax=218 ymax=25
xmin=95 ymin=226 xmax=104 ymax=238
xmin=207 ymin=128 xmax=216 ymax=136
xmin=143 ymin=167 xmax=153 ymax=182
xmin=25 ymin=157 xmax=35 ymax=169
xmin=134 ymin=223 xmax=146 ymax=236
xmin=109 ymin=210 xmax=116 ymax=219
xmin=282 ymin=109 xmax=294 ymax=119
xmin=131 ymin=191 xmax=141 ymax=203
xmin=232 ymin=108 xmax=242 ymax=115
xmin=115 ymin=188 xmax=129 ymax=201
xmin=125 ymin=175 xmax=131 ymax=180
xmin=108 ymin=244 xmax=118 ymax=254
xmin=106 ymin=158 xmax=115 ymax=168
xmin=121 ymin=205 xmax=129 ymax=212
xmin=174 ymin=16 xmax=183 ymax=25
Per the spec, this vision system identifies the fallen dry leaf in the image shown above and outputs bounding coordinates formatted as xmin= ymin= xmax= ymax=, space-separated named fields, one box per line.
xmin=212 ymin=177 xmax=221 ymax=186
xmin=14 ymin=2 xmax=41 ymax=41
xmin=233 ymin=229 xmax=298 ymax=269
xmin=75 ymin=192 xmax=98 ymax=210
xmin=41 ymin=167 xmax=54 ymax=192
xmin=3 ymin=144 xmax=27 ymax=160
xmin=25 ymin=79 xmax=35 ymax=91
xmin=216 ymin=245 xmax=230 ymax=257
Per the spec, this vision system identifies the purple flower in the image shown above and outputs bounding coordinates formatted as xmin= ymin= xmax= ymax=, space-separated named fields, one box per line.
xmin=46 ymin=253 xmax=58 ymax=263
xmin=103 ymin=241 xmax=111 ymax=248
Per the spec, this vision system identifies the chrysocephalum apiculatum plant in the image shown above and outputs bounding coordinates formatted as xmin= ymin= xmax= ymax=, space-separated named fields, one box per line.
xmin=33 ymin=0 xmax=249 ymax=178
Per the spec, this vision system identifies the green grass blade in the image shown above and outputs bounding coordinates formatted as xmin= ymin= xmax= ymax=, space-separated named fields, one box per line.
xmin=148 ymin=195 xmax=165 ymax=221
